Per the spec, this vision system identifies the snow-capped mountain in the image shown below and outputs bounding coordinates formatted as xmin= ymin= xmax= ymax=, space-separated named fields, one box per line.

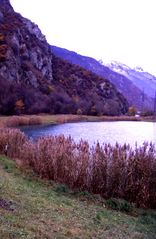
xmin=52 ymin=46 xmax=154 ymax=110
xmin=107 ymin=61 xmax=156 ymax=98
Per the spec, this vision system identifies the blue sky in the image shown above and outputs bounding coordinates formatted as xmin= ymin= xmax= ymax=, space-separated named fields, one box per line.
xmin=11 ymin=0 xmax=156 ymax=75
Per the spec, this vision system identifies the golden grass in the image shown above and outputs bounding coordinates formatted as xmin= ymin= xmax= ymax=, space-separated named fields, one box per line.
xmin=0 ymin=113 xmax=154 ymax=128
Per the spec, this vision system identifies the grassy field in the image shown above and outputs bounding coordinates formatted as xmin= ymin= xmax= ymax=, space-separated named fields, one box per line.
xmin=0 ymin=156 xmax=156 ymax=239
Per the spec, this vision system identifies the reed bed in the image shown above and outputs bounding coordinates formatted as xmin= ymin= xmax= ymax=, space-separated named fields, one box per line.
xmin=0 ymin=127 xmax=155 ymax=208
xmin=0 ymin=114 xmax=154 ymax=129
xmin=0 ymin=128 xmax=27 ymax=158
xmin=5 ymin=116 xmax=42 ymax=127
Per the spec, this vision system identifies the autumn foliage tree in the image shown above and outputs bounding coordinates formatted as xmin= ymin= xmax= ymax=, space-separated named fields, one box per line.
xmin=128 ymin=106 xmax=137 ymax=116
xmin=0 ymin=55 xmax=128 ymax=116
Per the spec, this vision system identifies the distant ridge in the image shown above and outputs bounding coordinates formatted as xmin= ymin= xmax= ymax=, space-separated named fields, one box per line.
xmin=52 ymin=45 xmax=154 ymax=111
xmin=107 ymin=61 xmax=156 ymax=99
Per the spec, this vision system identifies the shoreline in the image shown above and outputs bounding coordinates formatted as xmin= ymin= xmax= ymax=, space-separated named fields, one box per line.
xmin=0 ymin=114 xmax=155 ymax=128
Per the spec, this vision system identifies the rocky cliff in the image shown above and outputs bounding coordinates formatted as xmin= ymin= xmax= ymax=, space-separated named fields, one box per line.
xmin=0 ymin=0 xmax=53 ymax=88
xmin=0 ymin=0 xmax=128 ymax=115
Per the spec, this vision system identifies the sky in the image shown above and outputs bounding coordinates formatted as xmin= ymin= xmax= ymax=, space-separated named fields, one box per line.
xmin=11 ymin=0 xmax=156 ymax=75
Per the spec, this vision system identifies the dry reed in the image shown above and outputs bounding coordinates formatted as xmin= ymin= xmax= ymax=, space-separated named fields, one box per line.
xmin=0 ymin=128 xmax=155 ymax=208
xmin=5 ymin=116 xmax=42 ymax=127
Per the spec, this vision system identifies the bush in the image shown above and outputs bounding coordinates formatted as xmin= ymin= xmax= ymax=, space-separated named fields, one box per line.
xmin=128 ymin=106 xmax=137 ymax=116
xmin=54 ymin=184 xmax=69 ymax=193
xmin=77 ymin=108 xmax=83 ymax=115
xmin=140 ymin=110 xmax=153 ymax=117
xmin=105 ymin=198 xmax=134 ymax=212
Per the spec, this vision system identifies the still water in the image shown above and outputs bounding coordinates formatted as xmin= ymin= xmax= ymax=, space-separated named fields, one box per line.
xmin=20 ymin=121 xmax=156 ymax=147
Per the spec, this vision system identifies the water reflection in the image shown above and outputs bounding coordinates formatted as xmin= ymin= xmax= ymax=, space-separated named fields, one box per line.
xmin=20 ymin=121 xmax=156 ymax=147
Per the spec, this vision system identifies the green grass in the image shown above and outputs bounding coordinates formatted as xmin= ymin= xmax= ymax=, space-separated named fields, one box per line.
xmin=0 ymin=156 xmax=156 ymax=239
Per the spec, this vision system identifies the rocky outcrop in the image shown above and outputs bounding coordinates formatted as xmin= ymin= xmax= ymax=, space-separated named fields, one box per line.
xmin=0 ymin=0 xmax=53 ymax=88
xmin=0 ymin=0 xmax=13 ymax=12
xmin=0 ymin=0 xmax=128 ymax=115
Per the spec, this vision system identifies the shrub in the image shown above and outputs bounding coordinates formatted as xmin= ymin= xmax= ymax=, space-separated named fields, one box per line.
xmin=141 ymin=110 xmax=153 ymax=117
xmin=77 ymin=108 xmax=83 ymax=115
xmin=105 ymin=198 xmax=134 ymax=212
xmin=138 ymin=212 xmax=156 ymax=225
xmin=54 ymin=184 xmax=69 ymax=193
xmin=128 ymin=106 xmax=137 ymax=116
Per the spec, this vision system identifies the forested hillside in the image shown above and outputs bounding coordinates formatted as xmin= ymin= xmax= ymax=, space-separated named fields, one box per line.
xmin=0 ymin=0 xmax=128 ymax=116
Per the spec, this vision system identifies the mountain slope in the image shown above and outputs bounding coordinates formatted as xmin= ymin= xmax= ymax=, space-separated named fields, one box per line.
xmin=52 ymin=55 xmax=128 ymax=115
xmin=0 ymin=0 xmax=53 ymax=87
xmin=52 ymin=46 xmax=154 ymax=111
xmin=107 ymin=61 xmax=156 ymax=99
xmin=0 ymin=0 xmax=128 ymax=116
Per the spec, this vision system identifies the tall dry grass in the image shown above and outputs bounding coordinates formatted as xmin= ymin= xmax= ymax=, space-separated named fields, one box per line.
xmin=0 ymin=128 xmax=155 ymax=208
xmin=0 ymin=128 xmax=27 ymax=158
xmin=5 ymin=116 xmax=42 ymax=127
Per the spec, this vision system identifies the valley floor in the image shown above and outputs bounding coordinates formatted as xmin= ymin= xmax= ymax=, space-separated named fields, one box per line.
xmin=0 ymin=156 xmax=156 ymax=239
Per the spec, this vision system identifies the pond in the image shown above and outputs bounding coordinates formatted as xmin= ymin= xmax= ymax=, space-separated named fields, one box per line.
xmin=19 ymin=121 xmax=156 ymax=147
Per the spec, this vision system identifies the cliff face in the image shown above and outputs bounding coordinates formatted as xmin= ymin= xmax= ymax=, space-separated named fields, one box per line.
xmin=0 ymin=0 xmax=53 ymax=88
xmin=0 ymin=0 xmax=13 ymax=12
xmin=0 ymin=0 xmax=128 ymax=115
